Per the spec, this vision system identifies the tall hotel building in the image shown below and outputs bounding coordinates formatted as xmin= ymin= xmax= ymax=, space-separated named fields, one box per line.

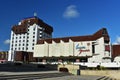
xmin=8 ymin=16 xmax=53 ymax=61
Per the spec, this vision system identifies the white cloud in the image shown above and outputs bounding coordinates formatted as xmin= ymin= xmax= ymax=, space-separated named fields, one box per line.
xmin=113 ymin=36 xmax=120 ymax=45
xmin=63 ymin=5 xmax=80 ymax=19
xmin=4 ymin=39 xmax=10 ymax=44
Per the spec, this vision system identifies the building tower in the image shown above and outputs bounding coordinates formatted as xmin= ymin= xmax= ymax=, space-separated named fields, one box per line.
xmin=8 ymin=16 xmax=53 ymax=61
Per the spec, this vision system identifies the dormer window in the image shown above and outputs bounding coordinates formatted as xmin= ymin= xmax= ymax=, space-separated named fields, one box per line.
xmin=102 ymin=29 xmax=107 ymax=35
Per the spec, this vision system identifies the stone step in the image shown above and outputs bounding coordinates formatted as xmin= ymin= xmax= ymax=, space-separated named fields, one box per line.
xmin=97 ymin=76 xmax=116 ymax=80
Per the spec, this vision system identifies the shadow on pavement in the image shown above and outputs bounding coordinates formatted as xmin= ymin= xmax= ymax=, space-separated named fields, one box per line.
xmin=0 ymin=63 xmax=58 ymax=72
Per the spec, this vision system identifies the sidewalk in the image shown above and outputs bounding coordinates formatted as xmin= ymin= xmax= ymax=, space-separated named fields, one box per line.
xmin=0 ymin=71 xmax=59 ymax=76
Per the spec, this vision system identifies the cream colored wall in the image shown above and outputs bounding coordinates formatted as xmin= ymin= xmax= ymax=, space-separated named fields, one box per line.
xmin=88 ymin=37 xmax=111 ymax=63
xmin=49 ymin=41 xmax=61 ymax=57
xmin=34 ymin=37 xmax=111 ymax=63
xmin=34 ymin=45 xmax=45 ymax=57
xmin=88 ymin=37 xmax=104 ymax=62
xmin=69 ymin=39 xmax=74 ymax=56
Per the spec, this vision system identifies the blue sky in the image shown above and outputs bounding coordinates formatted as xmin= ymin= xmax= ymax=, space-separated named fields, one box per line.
xmin=0 ymin=0 xmax=120 ymax=51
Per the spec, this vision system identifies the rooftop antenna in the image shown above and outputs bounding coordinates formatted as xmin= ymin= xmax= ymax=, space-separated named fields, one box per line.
xmin=34 ymin=12 xmax=37 ymax=17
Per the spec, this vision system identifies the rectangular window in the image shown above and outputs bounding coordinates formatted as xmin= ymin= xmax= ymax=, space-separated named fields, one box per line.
xmin=92 ymin=45 xmax=95 ymax=54
xmin=22 ymin=47 xmax=24 ymax=50
xmin=32 ymin=43 xmax=34 ymax=46
xmin=33 ymin=28 xmax=35 ymax=31
xmin=33 ymin=40 xmax=35 ymax=42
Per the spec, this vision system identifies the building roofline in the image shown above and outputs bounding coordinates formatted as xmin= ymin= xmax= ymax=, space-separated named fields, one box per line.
xmin=37 ymin=28 xmax=110 ymax=44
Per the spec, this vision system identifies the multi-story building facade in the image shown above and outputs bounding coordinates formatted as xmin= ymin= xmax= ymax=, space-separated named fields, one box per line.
xmin=0 ymin=51 xmax=8 ymax=63
xmin=34 ymin=28 xmax=111 ymax=63
xmin=8 ymin=16 xmax=53 ymax=61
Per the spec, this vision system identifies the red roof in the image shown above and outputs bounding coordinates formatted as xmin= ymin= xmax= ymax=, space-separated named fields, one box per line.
xmin=37 ymin=28 xmax=110 ymax=44
xmin=12 ymin=17 xmax=53 ymax=34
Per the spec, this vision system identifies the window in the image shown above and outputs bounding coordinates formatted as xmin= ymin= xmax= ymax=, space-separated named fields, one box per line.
xmin=15 ymin=44 xmax=17 ymax=46
xmin=33 ymin=32 xmax=35 ymax=34
xmin=27 ymin=40 xmax=29 ymax=42
xmin=22 ymin=47 xmax=24 ymax=50
xmin=32 ymin=43 xmax=34 ymax=46
xmin=19 ymin=40 xmax=21 ymax=42
xmin=23 ymin=40 xmax=25 ymax=42
xmin=19 ymin=44 xmax=21 ymax=46
xmin=33 ymin=36 xmax=35 ymax=38
xmin=33 ymin=40 xmax=35 ymax=42
xmin=92 ymin=45 xmax=95 ymax=54
xmin=19 ymin=48 xmax=20 ymax=50
xmin=26 ymin=44 xmax=28 ymax=46
xmin=40 ymin=33 xmax=42 ymax=35
xmin=23 ymin=44 xmax=24 ymax=46
xmin=102 ymin=29 xmax=107 ymax=35
xmin=33 ymin=28 xmax=35 ymax=31
xmin=19 ymin=36 xmax=21 ymax=39
xmin=16 ymin=37 xmax=17 ymax=39
xmin=23 ymin=36 xmax=25 ymax=38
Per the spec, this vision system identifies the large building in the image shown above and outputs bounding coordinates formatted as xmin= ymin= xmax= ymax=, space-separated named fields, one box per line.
xmin=34 ymin=28 xmax=111 ymax=63
xmin=0 ymin=51 xmax=8 ymax=63
xmin=8 ymin=16 xmax=53 ymax=61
